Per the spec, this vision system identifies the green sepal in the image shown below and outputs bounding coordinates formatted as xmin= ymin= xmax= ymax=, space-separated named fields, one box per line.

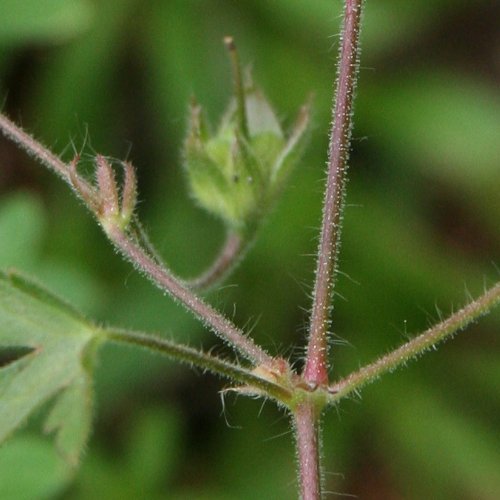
xmin=182 ymin=67 xmax=310 ymax=233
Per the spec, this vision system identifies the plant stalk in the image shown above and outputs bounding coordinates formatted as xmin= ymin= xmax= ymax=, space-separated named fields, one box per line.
xmin=187 ymin=231 xmax=244 ymax=290
xmin=0 ymin=114 xmax=274 ymax=367
xmin=294 ymin=402 xmax=322 ymax=500
xmin=328 ymin=281 xmax=500 ymax=401
xmin=107 ymin=226 xmax=274 ymax=366
xmin=104 ymin=327 xmax=292 ymax=402
xmin=0 ymin=112 xmax=274 ymax=368
xmin=296 ymin=3 xmax=363 ymax=498
xmin=304 ymin=0 xmax=364 ymax=387
xmin=0 ymin=113 xmax=69 ymax=182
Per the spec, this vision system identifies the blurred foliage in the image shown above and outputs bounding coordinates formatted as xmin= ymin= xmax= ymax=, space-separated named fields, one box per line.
xmin=0 ymin=0 xmax=93 ymax=46
xmin=0 ymin=0 xmax=499 ymax=498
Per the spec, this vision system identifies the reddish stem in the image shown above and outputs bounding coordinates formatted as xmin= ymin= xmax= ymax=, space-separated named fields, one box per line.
xmin=187 ymin=232 xmax=243 ymax=291
xmin=107 ymin=227 xmax=274 ymax=366
xmin=294 ymin=402 xmax=322 ymax=500
xmin=304 ymin=0 xmax=363 ymax=386
xmin=0 ymin=113 xmax=273 ymax=367
xmin=0 ymin=114 xmax=68 ymax=181
xmin=329 ymin=281 xmax=500 ymax=400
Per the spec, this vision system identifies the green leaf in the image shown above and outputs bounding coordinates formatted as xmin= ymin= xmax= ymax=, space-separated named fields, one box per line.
xmin=0 ymin=0 xmax=94 ymax=45
xmin=0 ymin=270 xmax=102 ymax=466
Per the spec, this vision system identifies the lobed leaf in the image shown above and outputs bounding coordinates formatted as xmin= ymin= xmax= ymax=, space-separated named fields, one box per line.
xmin=0 ymin=270 xmax=102 ymax=466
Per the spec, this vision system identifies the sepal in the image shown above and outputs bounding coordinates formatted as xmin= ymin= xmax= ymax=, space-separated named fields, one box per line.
xmin=182 ymin=40 xmax=311 ymax=233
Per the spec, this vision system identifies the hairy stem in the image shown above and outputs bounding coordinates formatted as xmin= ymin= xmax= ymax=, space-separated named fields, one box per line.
xmin=0 ymin=111 xmax=274 ymax=367
xmin=304 ymin=0 xmax=364 ymax=386
xmin=328 ymin=281 xmax=500 ymax=401
xmin=104 ymin=328 xmax=291 ymax=402
xmin=107 ymin=225 xmax=274 ymax=366
xmin=0 ymin=113 xmax=70 ymax=183
xmin=294 ymin=402 xmax=322 ymax=500
xmin=187 ymin=231 xmax=244 ymax=291
xmin=129 ymin=217 xmax=166 ymax=266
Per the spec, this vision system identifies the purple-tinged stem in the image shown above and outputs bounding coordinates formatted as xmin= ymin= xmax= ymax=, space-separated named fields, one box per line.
xmin=0 ymin=112 xmax=273 ymax=367
xmin=107 ymin=226 xmax=274 ymax=366
xmin=328 ymin=281 xmax=500 ymax=401
xmin=0 ymin=113 xmax=69 ymax=182
xmin=304 ymin=0 xmax=363 ymax=386
xmin=294 ymin=402 xmax=322 ymax=500
xmin=187 ymin=231 xmax=244 ymax=291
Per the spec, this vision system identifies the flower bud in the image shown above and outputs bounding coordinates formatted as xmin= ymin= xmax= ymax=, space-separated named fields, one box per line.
xmin=94 ymin=156 xmax=138 ymax=232
xmin=182 ymin=40 xmax=310 ymax=234
xmin=96 ymin=155 xmax=120 ymax=222
xmin=120 ymin=161 xmax=137 ymax=226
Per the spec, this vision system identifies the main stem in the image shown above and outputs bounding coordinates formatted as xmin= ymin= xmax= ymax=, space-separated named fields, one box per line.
xmin=297 ymin=2 xmax=363 ymax=499
xmin=294 ymin=402 xmax=322 ymax=500
xmin=304 ymin=0 xmax=363 ymax=387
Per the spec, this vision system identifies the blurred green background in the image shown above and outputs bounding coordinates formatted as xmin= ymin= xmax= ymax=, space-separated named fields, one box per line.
xmin=0 ymin=0 xmax=499 ymax=498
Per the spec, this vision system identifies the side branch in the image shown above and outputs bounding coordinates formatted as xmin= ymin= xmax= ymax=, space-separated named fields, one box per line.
xmin=187 ymin=231 xmax=244 ymax=291
xmin=328 ymin=282 xmax=500 ymax=402
xmin=304 ymin=0 xmax=364 ymax=386
xmin=107 ymin=226 xmax=274 ymax=366
xmin=104 ymin=328 xmax=291 ymax=403
xmin=0 ymin=111 xmax=274 ymax=368
xmin=0 ymin=113 xmax=70 ymax=183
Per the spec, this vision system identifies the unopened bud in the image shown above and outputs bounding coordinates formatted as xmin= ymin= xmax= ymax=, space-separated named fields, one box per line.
xmin=120 ymin=161 xmax=137 ymax=225
xmin=95 ymin=155 xmax=120 ymax=226
xmin=182 ymin=43 xmax=310 ymax=233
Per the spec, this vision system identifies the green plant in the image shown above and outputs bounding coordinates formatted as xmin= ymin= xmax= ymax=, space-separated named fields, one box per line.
xmin=1 ymin=1 xmax=499 ymax=498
